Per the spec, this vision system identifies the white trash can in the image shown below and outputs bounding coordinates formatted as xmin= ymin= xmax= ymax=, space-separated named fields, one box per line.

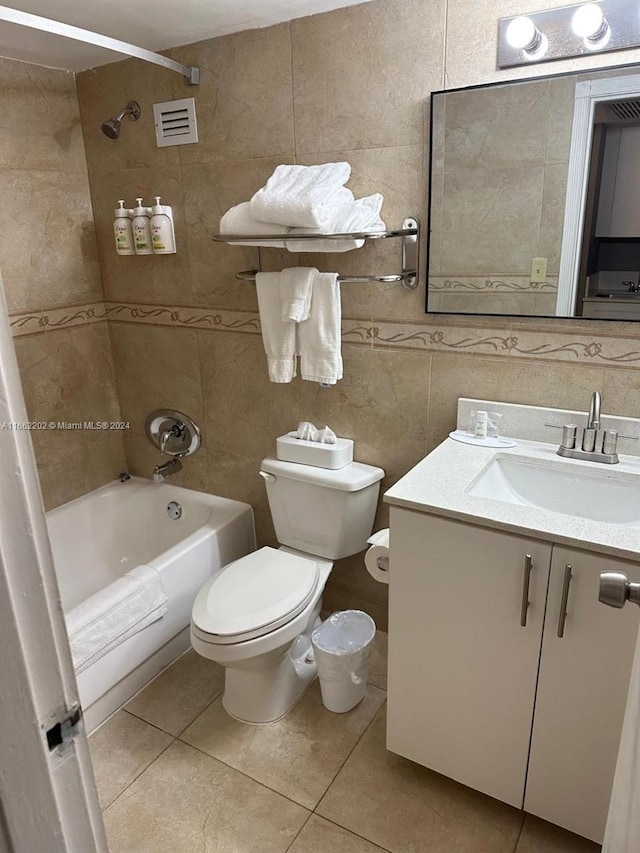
xmin=311 ymin=610 xmax=376 ymax=713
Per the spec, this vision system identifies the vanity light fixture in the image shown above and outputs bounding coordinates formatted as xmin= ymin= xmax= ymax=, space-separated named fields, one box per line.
xmin=498 ymin=0 xmax=640 ymax=69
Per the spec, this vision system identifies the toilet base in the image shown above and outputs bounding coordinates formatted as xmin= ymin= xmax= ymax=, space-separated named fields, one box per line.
xmin=222 ymin=630 xmax=319 ymax=723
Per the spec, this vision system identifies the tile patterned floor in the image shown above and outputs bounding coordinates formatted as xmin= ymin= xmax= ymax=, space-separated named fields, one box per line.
xmin=90 ymin=635 xmax=602 ymax=853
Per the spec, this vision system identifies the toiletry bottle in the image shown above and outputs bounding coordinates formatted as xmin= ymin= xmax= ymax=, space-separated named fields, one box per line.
xmin=474 ymin=411 xmax=488 ymax=439
xmin=150 ymin=196 xmax=176 ymax=254
xmin=113 ymin=200 xmax=134 ymax=255
xmin=132 ymin=198 xmax=153 ymax=255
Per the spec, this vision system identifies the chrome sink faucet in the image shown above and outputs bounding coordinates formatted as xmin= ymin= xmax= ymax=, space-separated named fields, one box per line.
xmin=550 ymin=391 xmax=622 ymax=464
xmin=587 ymin=390 xmax=601 ymax=431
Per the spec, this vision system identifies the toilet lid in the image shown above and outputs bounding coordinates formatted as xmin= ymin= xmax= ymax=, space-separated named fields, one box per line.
xmin=192 ymin=547 xmax=320 ymax=639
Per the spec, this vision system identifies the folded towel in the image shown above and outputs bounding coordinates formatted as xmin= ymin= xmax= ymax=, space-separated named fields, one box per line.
xmin=286 ymin=194 xmax=386 ymax=253
xmin=256 ymin=272 xmax=298 ymax=382
xmin=219 ymin=201 xmax=290 ymax=248
xmin=280 ymin=267 xmax=316 ymax=322
xmin=299 ymin=273 xmax=342 ymax=386
xmin=65 ymin=565 xmax=167 ymax=674
xmin=250 ymin=163 xmax=353 ymax=229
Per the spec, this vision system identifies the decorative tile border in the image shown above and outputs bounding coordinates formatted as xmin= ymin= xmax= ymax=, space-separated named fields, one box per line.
xmin=429 ymin=276 xmax=558 ymax=293
xmin=10 ymin=298 xmax=640 ymax=369
xmin=9 ymin=302 xmax=106 ymax=338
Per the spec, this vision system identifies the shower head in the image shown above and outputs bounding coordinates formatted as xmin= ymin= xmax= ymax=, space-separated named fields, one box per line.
xmin=101 ymin=101 xmax=141 ymax=139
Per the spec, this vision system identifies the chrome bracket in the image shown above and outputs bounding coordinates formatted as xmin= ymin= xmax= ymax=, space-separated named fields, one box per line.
xmin=401 ymin=217 xmax=419 ymax=290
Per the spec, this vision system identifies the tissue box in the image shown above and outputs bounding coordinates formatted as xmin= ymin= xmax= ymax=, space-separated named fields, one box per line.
xmin=276 ymin=432 xmax=354 ymax=469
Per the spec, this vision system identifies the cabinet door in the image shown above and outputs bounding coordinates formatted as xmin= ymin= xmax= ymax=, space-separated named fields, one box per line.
xmin=387 ymin=508 xmax=552 ymax=807
xmin=525 ymin=546 xmax=640 ymax=843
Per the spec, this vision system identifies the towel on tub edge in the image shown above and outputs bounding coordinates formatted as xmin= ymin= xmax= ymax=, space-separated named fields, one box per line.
xmin=65 ymin=564 xmax=168 ymax=674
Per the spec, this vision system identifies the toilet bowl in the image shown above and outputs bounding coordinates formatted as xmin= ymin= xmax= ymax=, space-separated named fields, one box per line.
xmin=191 ymin=455 xmax=384 ymax=723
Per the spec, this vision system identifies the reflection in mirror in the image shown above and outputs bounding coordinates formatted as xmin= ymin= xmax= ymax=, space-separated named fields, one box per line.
xmin=427 ymin=65 xmax=640 ymax=320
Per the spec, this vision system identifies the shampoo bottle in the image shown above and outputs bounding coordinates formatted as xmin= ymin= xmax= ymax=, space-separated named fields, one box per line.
xmin=113 ymin=200 xmax=134 ymax=255
xmin=150 ymin=196 xmax=176 ymax=254
xmin=132 ymin=198 xmax=153 ymax=255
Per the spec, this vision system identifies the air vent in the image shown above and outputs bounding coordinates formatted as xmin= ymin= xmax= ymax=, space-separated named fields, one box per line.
xmin=607 ymin=100 xmax=640 ymax=122
xmin=153 ymin=97 xmax=198 ymax=147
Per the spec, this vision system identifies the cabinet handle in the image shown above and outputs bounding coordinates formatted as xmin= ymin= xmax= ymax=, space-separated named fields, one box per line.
xmin=520 ymin=554 xmax=533 ymax=627
xmin=557 ymin=564 xmax=573 ymax=638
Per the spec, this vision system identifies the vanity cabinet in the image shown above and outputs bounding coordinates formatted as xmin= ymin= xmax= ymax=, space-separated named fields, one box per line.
xmin=387 ymin=508 xmax=640 ymax=843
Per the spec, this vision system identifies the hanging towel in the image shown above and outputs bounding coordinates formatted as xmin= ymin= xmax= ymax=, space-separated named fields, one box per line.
xmin=280 ymin=267 xmax=317 ymax=322
xmin=286 ymin=194 xmax=386 ymax=253
xmin=219 ymin=201 xmax=290 ymax=247
xmin=256 ymin=272 xmax=298 ymax=382
xmin=250 ymin=163 xmax=353 ymax=229
xmin=65 ymin=565 xmax=167 ymax=674
xmin=299 ymin=273 xmax=343 ymax=386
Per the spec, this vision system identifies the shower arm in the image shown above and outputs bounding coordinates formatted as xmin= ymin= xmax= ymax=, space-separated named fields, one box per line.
xmin=0 ymin=5 xmax=199 ymax=85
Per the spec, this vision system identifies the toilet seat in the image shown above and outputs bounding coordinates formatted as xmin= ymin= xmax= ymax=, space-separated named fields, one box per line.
xmin=192 ymin=546 xmax=320 ymax=644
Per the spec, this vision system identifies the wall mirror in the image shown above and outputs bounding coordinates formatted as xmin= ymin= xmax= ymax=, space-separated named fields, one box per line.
xmin=427 ymin=63 xmax=640 ymax=320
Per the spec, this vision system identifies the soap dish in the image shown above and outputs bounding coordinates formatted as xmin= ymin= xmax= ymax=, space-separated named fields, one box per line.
xmin=449 ymin=430 xmax=517 ymax=448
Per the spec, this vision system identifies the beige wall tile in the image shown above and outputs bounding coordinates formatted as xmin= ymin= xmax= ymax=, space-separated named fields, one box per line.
xmin=171 ymin=24 xmax=295 ymax=164
xmin=110 ymin=322 xmax=204 ymax=437
xmin=103 ymin=740 xmax=309 ymax=853
xmin=292 ymin=0 xmax=444 ymax=153
xmin=0 ymin=59 xmax=86 ymax=173
xmin=317 ymin=705 xmax=523 ymax=853
xmin=89 ymin=710 xmax=172 ymax=810
xmin=126 ymin=649 xmax=224 ymax=736
xmin=0 ymin=169 xmax=102 ymax=313
xmin=181 ymin=682 xmax=386 ymax=809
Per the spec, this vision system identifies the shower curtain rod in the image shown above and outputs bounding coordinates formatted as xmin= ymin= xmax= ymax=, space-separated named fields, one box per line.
xmin=0 ymin=5 xmax=199 ymax=84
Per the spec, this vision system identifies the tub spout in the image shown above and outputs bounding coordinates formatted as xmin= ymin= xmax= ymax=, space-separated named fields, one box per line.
xmin=152 ymin=458 xmax=182 ymax=483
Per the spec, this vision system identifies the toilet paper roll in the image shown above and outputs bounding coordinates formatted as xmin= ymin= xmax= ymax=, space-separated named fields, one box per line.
xmin=365 ymin=528 xmax=390 ymax=584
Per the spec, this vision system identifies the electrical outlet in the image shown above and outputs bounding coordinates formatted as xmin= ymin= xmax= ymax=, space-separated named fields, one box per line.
xmin=530 ymin=257 xmax=547 ymax=283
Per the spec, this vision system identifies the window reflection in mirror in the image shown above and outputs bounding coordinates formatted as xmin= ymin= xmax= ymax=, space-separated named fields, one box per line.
xmin=427 ymin=64 xmax=640 ymax=320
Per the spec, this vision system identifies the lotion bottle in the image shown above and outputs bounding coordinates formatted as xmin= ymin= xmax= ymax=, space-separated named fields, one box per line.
xmin=150 ymin=196 xmax=176 ymax=254
xmin=474 ymin=410 xmax=488 ymax=439
xmin=113 ymin=200 xmax=134 ymax=255
xmin=132 ymin=198 xmax=153 ymax=255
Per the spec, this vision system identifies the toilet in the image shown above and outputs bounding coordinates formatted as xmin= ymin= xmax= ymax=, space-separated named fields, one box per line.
xmin=191 ymin=454 xmax=384 ymax=723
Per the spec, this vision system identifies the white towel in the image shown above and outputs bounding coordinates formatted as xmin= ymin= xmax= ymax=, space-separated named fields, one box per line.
xmin=280 ymin=267 xmax=316 ymax=322
xmin=256 ymin=272 xmax=298 ymax=382
xmin=65 ymin=565 xmax=167 ymax=674
xmin=219 ymin=201 xmax=290 ymax=248
xmin=286 ymin=194 xmax=386 ymax=253
xmin=250 ymin=163 xmax=353 ymax=229
xmin=299 ymin=273 xmax=343 ymax=386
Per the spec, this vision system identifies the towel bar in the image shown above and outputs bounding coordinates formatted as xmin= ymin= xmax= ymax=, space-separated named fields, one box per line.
xmin=217 ymin=216 xmax=420 ymax=290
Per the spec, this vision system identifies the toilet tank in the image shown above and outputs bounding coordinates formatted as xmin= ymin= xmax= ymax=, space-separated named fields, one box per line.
xmin=260 ymin=456 xmax=385 ymax=560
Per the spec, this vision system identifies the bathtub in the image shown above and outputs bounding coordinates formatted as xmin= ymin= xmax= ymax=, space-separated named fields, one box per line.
xmin=46 ymin=476 xmax=255 ymax=732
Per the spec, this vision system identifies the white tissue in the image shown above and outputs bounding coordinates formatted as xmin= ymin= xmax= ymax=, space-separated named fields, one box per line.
xmin=297 ymin=421 xmax=319 ymax=442
xmin=365 ymin=529 xmax=390 ymax=585
xmin=316 ymin=426 xmax=337 ymax=444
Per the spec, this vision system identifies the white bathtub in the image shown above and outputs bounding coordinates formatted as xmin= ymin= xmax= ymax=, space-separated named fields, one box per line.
xmin=46 ymin=476 xmax=255 ymax=732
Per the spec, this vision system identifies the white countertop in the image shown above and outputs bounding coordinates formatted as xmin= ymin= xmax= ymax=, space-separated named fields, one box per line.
xmin=384 ymin=436 xmax=640 ymax=561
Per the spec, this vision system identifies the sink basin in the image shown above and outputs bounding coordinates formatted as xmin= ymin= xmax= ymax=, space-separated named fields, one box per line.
xmin=466 ymin=454 xmax=640 ymax=525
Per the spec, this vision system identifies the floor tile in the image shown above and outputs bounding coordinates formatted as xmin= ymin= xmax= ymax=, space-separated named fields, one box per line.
xmin=103 ymin=740 xmax=309 ymax=853
xmin=88 ymin=710 xmax=172 ymax=810
xmin=180 ymin=681 xmax=386 ymax=809
xmin=125 ymin=648 xmax=225 ymax=736
xmin=369 ymin=630 xmax=388 ymax=690
xmin=516 ymin=815 xmax=602 ymax=852
xmin=317 ymin=705 xmax=523 ymax=853
xmin=289 ymin=815 xmax=388 ymax=852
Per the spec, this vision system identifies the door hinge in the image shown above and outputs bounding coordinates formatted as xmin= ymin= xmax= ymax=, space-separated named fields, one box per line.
xmin=45 ymin=703 xmax=83 ymax=753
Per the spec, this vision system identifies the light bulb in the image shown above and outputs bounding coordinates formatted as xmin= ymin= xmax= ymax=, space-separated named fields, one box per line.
xmin=572 ymin=4 xmax=609 ymax=43
xmin=506 ymin=16 xmax=543 ymax=51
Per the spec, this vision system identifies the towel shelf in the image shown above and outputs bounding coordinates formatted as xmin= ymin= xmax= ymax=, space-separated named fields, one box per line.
xmin=214 ymin=216 xmax=420 ymax=291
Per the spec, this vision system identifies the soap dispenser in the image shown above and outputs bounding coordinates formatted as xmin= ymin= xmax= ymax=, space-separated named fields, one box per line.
xmin=150 ymin=196 xmax=176 ymax=254
xmin=132 ymin=197 xmax=153 ymax=255
xmin=113 ymin=200 xmax=134 ymax=255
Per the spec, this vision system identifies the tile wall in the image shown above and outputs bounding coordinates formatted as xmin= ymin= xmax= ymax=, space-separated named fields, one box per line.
xmin=49 ymin=0 xmax=640 ymax=626
xmin=1 ymin=58 xmax=125 ymax=509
